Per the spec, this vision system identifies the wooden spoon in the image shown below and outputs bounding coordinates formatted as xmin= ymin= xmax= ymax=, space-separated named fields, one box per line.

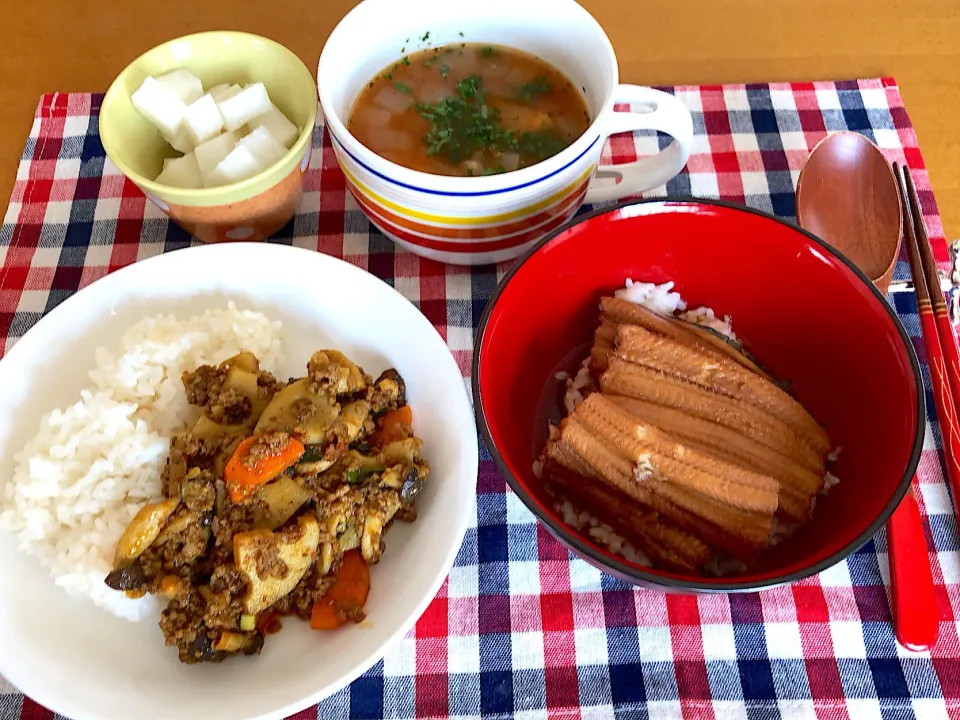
xmin=796 ymin=131 xmax=902 ymax=293
xmin=796 ymin=131 xmax=938 ymax=652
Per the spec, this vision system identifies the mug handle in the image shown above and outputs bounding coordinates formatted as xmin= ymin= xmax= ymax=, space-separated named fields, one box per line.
xmin=584 ymin=86 xmax=694 ymax=204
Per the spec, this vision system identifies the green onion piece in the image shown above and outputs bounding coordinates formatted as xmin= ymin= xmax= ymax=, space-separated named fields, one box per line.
xmin=345 ymin=465 xmax=386 ymax=484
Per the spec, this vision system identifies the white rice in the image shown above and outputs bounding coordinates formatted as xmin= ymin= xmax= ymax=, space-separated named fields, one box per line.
xmin=679 ymin=307 xmax=738 ymax=343
xmin=557 ymin=499 xmax=651 ymax=567
xmin=563 ymin=359 xmax=594 ymax=415
xmin=615 ymin=279 xmax=687 ymax=315
xmin=0 ymin=303 xmax=283 ymax=620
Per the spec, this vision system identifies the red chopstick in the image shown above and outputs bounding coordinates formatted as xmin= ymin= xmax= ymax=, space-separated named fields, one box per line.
xmin=896 ymin=163 xmax=960 ymax=504
xmin=903 ymin=169 xmax=960 ymax=434
xmin=888 ymin=162 xmax=950 ymax=651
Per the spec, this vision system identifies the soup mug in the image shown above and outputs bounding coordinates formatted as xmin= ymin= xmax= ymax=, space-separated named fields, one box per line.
xmin=318 ymin=0 xmax=694 ymax=265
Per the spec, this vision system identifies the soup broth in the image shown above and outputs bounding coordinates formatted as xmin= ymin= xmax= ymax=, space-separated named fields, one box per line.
xmin=348 ymin=43 xmax=591 ymax=177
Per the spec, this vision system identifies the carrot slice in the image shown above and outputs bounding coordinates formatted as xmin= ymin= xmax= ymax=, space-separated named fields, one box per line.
xmin=310 ymin=550 xmax=371 ymax=630
xmin=373 ymin=405 xmax=413 ymax=446
xmin=225 ymin=434 xmax=305 ymax=503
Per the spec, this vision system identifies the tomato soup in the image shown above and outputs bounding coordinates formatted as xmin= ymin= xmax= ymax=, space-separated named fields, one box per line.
xmin=348 ymin=43 xmax=590 ymax=177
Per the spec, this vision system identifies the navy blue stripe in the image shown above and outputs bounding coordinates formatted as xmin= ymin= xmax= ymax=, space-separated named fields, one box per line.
xmin=330 ymin=131 xmax=600 ymax=197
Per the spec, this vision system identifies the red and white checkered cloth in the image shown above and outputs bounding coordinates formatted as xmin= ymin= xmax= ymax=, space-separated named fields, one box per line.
xmin=1 ymin=77 xmax=959 ymax=720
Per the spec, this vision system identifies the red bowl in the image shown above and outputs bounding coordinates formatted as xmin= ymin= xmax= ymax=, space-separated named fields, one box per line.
xmin=473 ymin=198 xmax=923 ymax=591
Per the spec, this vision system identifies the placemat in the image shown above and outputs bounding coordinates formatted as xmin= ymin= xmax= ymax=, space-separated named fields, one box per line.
xmin=1 ymin=77 xmax=958 ymax=720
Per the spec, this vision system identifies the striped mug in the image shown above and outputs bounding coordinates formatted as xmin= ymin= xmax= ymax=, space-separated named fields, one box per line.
xmin=318 ymin=0 xmax=693 ymax=265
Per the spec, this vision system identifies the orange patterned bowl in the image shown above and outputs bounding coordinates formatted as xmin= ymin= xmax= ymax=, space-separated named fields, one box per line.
xmin=100 ymin=32 xmax=317 ymax=243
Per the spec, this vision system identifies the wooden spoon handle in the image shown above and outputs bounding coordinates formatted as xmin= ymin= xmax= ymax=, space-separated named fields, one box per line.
xmin=886 ymin=484 xmax=939 ymax=651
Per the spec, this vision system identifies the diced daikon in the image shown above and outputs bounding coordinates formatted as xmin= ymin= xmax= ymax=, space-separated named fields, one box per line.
xmin=163 ymin=125 xmax=195 ymax=154
xmin=155 ymin=68 xmax=204 ymax=105
xmin=211 ymin=145 xmax=265 ymax=185
xmin=211 ymin=84 xmax=242 ymax=103
xmin=217 ymin=83 xmax=272 ymax=132
xmin=371 ymin=86 xmax=413 ymax=115
xmin=194 ymin=131 xmax=240 ymax=187
xmin=131 ymin=77 xmax=187 ymax=136
xmin=155 ymin=152 xmax=203 ymax=188
xmin=183 ymin=94 xmax=224 ymax=146
xmin=247 ymin=104 xmax=299 ymax=148
xmin=237 ymin=126 xmax=288 ymax=168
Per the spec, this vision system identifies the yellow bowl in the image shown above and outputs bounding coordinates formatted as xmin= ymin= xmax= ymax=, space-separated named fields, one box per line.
xmin=101 ymin=31 xmax=317 ymax=243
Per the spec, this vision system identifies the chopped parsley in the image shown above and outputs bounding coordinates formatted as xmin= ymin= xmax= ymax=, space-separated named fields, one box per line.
xmin=413 ymin=76 xmax=571 ymax=170
xmin=480 ymin=46 xmax=496 ymax=57
xmin=401 ymin=56 xmax=410 ymax=66
xmin=518 ymin=77 xmax=553 ymax=102
xmin=457 ymin=76 xmax=481 ymax=99
xmin=458 ymin=31 xmax=464 ymax=37
xmin=439 ymin=64 xmax=450 ymax=78
xmin=421 ymin=31 xmax=430 ymax=42
xmin=415 ymin=76 xmax=516 ymax=163
xmin=382 ymin=73 xmax=393 ymax=80
xmin=394 ymin=82 xmax=412 ymax=94
xmin=517 ymin=131 xmax=567 ymax=163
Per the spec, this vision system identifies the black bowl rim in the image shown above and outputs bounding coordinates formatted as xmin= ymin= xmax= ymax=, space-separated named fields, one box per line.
xmin=471 ymin=196 xmax=925 ymax=593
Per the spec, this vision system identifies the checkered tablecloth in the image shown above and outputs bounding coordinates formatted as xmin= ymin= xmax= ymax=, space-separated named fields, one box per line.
xmin=1 ymin=77 xmax=958 ymax=720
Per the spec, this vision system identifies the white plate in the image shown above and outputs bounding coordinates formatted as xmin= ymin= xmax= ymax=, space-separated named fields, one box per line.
xmin=0 ymin=243 xmax=478 ymax=720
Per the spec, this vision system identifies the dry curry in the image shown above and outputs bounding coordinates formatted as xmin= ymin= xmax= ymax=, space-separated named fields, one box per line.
xmin=104 ymin=349 xmax=429 ymax=663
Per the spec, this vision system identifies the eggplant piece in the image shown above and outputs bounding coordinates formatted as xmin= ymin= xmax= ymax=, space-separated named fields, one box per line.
xmin=113 ymin=497 xmax=180 ymax=566
xmin=214 ymin=630 xmax=264 ymax=655
xmin=234 ymin=513 xmax=320 ymax=614
xmin=187 ymin=633 xmax=225 ymax=663
xmin=255 ymin=476 xmax=313 ymax=530
xmin=400 ymin=467 xmax=423 ymax=505
xmin=255 ymin=378 xmax=339 ymax=445
xmin=373 ymin=368 xmax=407 ymax=410
xmin=105 ymin=559 xmax=147 ymax=591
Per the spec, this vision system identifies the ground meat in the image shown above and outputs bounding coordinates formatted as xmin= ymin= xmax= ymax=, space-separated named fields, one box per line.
xmin=242 ymin=430 xmax=292 ymax=469
xmin=211 ymin=500 xmax=266 ymax=561
xmin=204 ymin=564 xmax=247 ymax=630
xmin=160 ymin=591 xmax=216 ymax=664
xmin=181 ymin=470 xmax=215 ymax=512
xmin=307 ymin=350 xmax=370 ymax=398
xmin=207 ymin=388 xmax=253 ymax=425
xmin=257 ymin=370 xmax=278 ymax=396
xmin=290 ymin=397 xmax=316 ymax=424
xmin=138 ymin=546 xmax=163 ymax=584
xmin=395 ymin=507 xmax=418 ymax=523
xmin=162 ymin=432 xmax=215 ymax=497
xmin=182 ymin=365 xmax=226 ymax=408
xmin=322 ymin=434 xmax=350 ymax=466
xmin=252 ymin=536 xmax=289 ymax=580
xmin=154 ymin=510 xmax=212 ymax=573
xmin=182 ymin=364 xmax=256 ymax=424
